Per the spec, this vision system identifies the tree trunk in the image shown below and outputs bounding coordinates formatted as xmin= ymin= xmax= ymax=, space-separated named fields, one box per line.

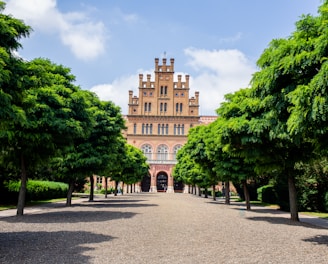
xmin=130 ymin=184 xmax=133 ymax=193
xmin=104 ymin=177 xmax=108 ymax=198
xmin=114 ymin=181 xmax=118 ymax=196
xmin=225 ymin=181 xmax=230 ymax=205
xmin=66 ymin=181 xmax=75 ymax=206
xmin=242 ymin=180 xmax=251 ymax=210
xmin=212 ymin=184 xmax=216 ymax=201
xmin=198 ymin=186 xmax=201 ymax=196
xmin=17 ymin=154 xmax=27 ymax=216
xmin=204 ymin=188 xmax=208 ymax=198
xmin=89 ymin=175 xmax=94 ymax=201
xmin=288 ymin=174 xmax=299 ymax=221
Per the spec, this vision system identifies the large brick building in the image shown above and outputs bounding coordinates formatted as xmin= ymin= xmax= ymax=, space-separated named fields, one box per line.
xmin=124 ymin=58 xmax=216 ymax=193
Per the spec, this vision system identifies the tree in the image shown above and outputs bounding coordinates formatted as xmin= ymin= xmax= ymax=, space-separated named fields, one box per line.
xmin=1 ymin=57 xmax=92 ymax=215
xmin=173 ymin=148 xmax=207 ymax=196
xmin=54 ymin=91 xmax=126 ymax=205
xmin=121 ymin=144 xmax=149 ymax=192
xmin=205 ymin=118 xmax=255 ymax=209
xmin=178 ymin=125 xmax=220 ymax=200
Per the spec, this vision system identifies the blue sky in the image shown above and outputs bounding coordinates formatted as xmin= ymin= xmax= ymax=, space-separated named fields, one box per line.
xmin=4 ymin=0 xmax=322 ymax=115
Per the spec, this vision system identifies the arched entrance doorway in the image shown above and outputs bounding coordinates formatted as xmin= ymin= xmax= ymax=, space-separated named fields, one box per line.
xmin=156 ymin=172 xmax=168 ymax=192
xmin=141 ymin=174 xmax=151 ymax=192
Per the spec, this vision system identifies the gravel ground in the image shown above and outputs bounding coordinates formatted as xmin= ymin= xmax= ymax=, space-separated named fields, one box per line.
xmin=0 ymin=193 xmax=327 ymax=264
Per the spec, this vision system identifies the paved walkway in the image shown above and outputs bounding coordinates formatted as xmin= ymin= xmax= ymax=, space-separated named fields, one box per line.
xmin=0 ymin=193 xmax=327 ymax=263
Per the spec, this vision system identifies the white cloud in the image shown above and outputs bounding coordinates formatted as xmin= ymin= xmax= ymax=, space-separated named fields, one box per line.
xmin=90 ymin=74 xmax=140 ymax=114
xmin=184 ymin=47 xmax=256 ymax=115
xmin=4 ymin=0 xmax=107 ymax=61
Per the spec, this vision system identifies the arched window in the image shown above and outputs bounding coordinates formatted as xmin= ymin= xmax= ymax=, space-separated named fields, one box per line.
xmin=174 ymin=124 xmax=177 ymax=135
xmin=180 ymin=103 xmax=183 ymax=112
xmin=149 ymin=103 xmax=152 ymax=112
xmin=181 ymin=124 xmax=184 ymax=135
xmin=150 ymin=124 xmax=153 ymax=134
xmin=142 ymin=123 xmax=145 ymax=134
xmin=141 ymin=144 xmax=153 ymax=160
xmin=173 ymin=144 xmax=182 ymax=160
xmin=164 ymin=103 xmax=167 ymax=112
xmin=133 ymin=123 xmax=137 ymax=134
xmin=158 ymin=124 xmax=161 ymax=134
xmin=157 ymin=144 xmax=168 ymax=160
xmin=176 ymin=103 xmax=179 ymax=112
xmin=166 ymin=124 xmax=169 ymax=135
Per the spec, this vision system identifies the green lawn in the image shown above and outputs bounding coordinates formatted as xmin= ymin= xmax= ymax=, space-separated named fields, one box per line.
xmin=0 ymin=197 xmax=68 ymax=211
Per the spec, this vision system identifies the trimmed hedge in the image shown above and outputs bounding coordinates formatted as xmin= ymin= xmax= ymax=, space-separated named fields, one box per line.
xmin=257 ymin=185 xmax=278 ymax=204
xmin=4 ymin=180 xmax=68 ymax=202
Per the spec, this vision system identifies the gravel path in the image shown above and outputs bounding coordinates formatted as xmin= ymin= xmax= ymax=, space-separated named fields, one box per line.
xmin=0 ymin=193 xmax=327 ymax=264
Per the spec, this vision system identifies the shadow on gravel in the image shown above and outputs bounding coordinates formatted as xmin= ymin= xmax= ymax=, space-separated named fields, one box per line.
xmin=0 ymin=230 xmax=114 ymax=263
xmin=245 ymin=216 xmax=327 ymax=230
xmin=1 ymin=210 xmax=137 ymax=224
xmin=303 ymin=235 xmax=328 ymax=246
xmin=77 ymin=201 xmax=159 ymax=209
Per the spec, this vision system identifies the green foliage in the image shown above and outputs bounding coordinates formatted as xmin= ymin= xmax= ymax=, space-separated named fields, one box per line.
xmin=295 ymin=159 xmax=328 ymax=212
xmin=324 ymin=192 xmax=328 ymax=212
xmin=100 ymin=187 xmax=115 ymax=195
xmin=3 ymin=180 xmax=68 ymax=202
xmin=257 ymin=185 xmax=277 ymax=204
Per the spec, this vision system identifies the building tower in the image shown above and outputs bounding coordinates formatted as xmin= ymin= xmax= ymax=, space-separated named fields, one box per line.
xmin=125 ymin=58 xmax=200 ymax=192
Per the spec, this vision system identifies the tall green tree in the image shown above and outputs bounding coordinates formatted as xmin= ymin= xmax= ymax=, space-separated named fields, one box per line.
xmin=205 ymin=118 xmax=255 ymax=208
xmin=173 ymin=148 xmax=207 ymax=196
xmin=179 ymin=125 xmax=220 ymax=199
xmin=11 ymin=59 xmax=92 ymax=215
xmin=121 ymin=144 xmax=149 ymax=192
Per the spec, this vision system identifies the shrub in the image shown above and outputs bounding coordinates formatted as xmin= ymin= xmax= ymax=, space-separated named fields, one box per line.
xmin=324 ymin=192 xmax=328 ymax=212
xmin=3 ymin=180 xmax=68 ymax=202
xmin=257 ymin=185 xmax=277 ymax=204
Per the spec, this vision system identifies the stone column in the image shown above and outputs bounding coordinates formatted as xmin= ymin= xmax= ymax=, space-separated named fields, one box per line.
xmin=150 ymin=172 xmax=157 ymax=192
xmin=166 ymin=171 xmax=174 ymax=193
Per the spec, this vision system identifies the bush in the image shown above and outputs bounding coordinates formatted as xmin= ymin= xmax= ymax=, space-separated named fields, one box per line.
xmin=324 ymin=192 xmax=328 ymax=212
xmin=257 ymin=185 xmax=277 ymax=204
xmin=3 ymin=180 xmax=68 ymax=203
xmin=100 ymin=187 xmax=115 ymax=194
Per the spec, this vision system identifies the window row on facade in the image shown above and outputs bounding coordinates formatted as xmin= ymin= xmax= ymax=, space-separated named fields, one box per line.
xmin=141 ymin=144 xmax=182 ymax=160
xmin=134 ymin=123 xmax=186 ymax=135
xmin=144 ymin=102 xmax=184 ymax=113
